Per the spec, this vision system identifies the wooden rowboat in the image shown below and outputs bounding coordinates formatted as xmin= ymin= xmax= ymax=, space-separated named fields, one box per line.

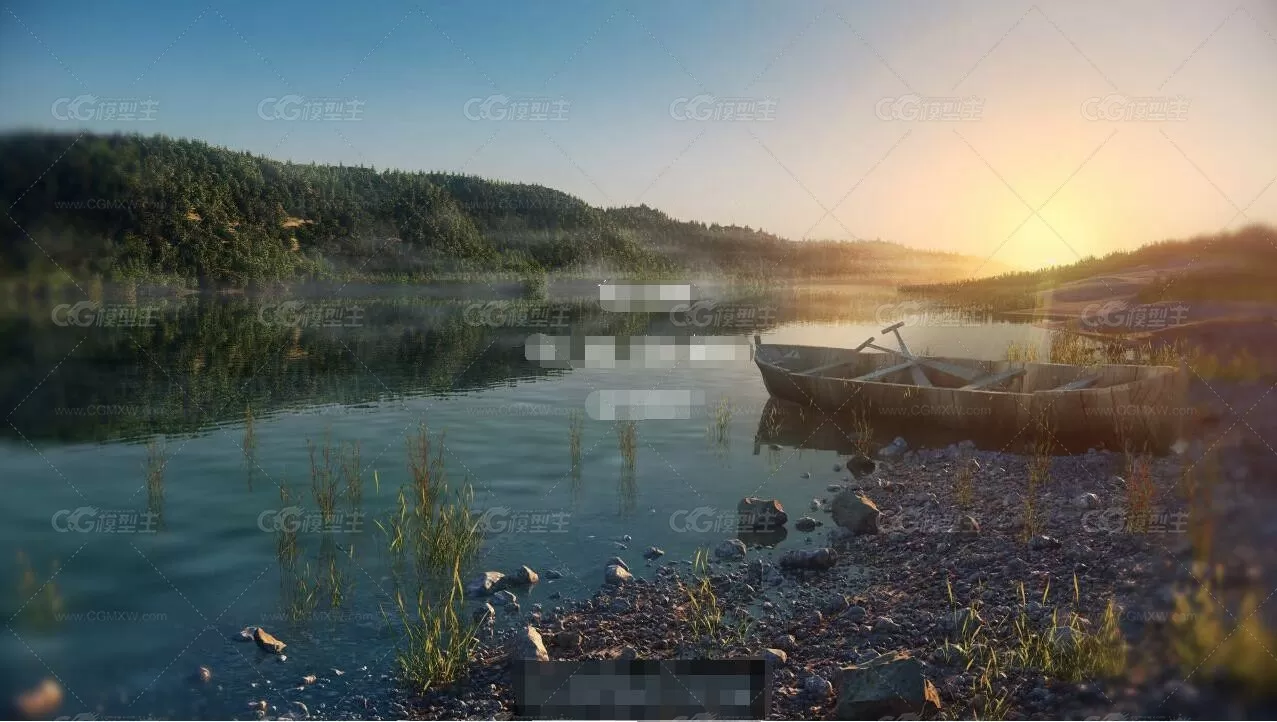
xmin=753 ymin=323 xmax=1188 ymax=451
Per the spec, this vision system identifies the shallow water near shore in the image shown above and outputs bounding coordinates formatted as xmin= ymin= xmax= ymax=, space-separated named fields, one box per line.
xmin=1 ymin=286 xmax=1050 ymax=718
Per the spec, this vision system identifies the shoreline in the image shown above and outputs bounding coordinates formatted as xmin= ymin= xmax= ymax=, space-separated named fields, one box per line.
xmin=407 ymin=378 xmax=1277 ymax=720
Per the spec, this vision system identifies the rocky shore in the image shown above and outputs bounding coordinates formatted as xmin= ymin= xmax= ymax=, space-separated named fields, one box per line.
xmin=405 ymin=378 xmax=1277 ymax=721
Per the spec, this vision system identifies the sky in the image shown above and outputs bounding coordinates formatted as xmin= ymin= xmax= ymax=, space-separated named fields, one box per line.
xmin=2 ymin=0 xmax=1275 ymax=270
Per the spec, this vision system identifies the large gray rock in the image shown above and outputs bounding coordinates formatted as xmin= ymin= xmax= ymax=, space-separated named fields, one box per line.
xmin=604 ymin=564 xmax=633 ymax=585
xmin=778 ymin=547 xmax=838 ymax=570
xmin=507 ymin=566 xmax=540 ymax=585
xmin=511 ymin=626 xmax=549 ymax=661
xmin=835 ymin=651 xmax=941 ymax=718
xmin=465 ymin=571 xmax=506 ymax=596
xmin=830 ymin=492 xmax=881 ymax=535
xmin=738 ymin=497 xmax=788 ymax=530
xmin=714 ymin=538 xmax=747 ymax=560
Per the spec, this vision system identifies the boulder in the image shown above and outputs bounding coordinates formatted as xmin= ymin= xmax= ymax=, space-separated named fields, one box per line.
xmin=738 ymin=497 xmax=788 ymax=530
xmin=714 ymin=538 xmax=747 ymax=560
xmin=830 ymin=492 xmax=881 ymax=535
xmin=835 ymin=652 xmax=941 ymax=718
xmin=253 ymin=627 xmax=287 ymax=654
xmin=795 ymin=516 xmax=820 ymax=532
xmin=507 ymin=566 xmax=540 ymax=585
xmin=465 ymin=571 xmax=506 ymax=596
xmin=778 ymin=547 xmax=838 ymax=570
xmin=803 ymin=675 xmax=834 ymax=699
xmin=762 ymin=648 xmax=788 ymax=665
xmin=511 ymin=626 xmax=549 ymax=661
xmin=604 ymin=564 xmax=633 ymax=585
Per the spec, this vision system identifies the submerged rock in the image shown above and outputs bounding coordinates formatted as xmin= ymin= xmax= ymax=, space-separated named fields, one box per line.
xmin=714 ymin=538 xmax=747 ymax=560
xmin=254 ymin=627 xmax=287 ymax=654
xmin=835 ymin=651 xmax=941 ymax=718
xmin=544 ymin=569 xmax=564 ymax=580
xmin=507 ymin=566 xmax=540 ymax=585
xmin=738 ymin=497 xmax=788 ymax=530
xmin=795 ymin=516 xmax=821 ymax=532
xmin=643 ymin=547 xmax=664 ymax=560
xmin=465 ymin=571 xmax=506 ymax=596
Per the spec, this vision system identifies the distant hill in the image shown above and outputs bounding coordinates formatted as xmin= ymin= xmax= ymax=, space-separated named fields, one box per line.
xmin=0 ymin=131 xmax=1004 ymax=288
xmin=900 ymin=224 xmax=1277 ymax=313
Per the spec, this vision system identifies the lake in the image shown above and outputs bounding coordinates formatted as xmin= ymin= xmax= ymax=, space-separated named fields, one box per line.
xmin=0 ymin=285 xmax=1045 ymax=719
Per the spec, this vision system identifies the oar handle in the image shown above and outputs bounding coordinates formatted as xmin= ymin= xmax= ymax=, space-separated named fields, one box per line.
xmin=854 ymin=337 xmax=875 ymax=352
xmin=881 ymin=321 xmax=905 ymax=334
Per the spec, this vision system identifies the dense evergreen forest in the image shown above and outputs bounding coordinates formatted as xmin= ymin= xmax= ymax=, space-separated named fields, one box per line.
xmin=0 ymin=131 xmax=991 ymax=288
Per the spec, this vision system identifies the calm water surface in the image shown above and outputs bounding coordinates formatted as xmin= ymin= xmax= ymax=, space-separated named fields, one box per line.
xmin=0 ymin=290 xmax=1043 ymax=719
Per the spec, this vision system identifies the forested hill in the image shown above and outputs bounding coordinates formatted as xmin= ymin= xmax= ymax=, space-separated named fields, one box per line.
xmin=0 ymin=131 xmax=999 ymax=287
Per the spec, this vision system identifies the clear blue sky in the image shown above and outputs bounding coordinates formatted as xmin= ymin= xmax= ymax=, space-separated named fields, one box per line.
xmin=3 ymin=0 xmax=1275 ymax=268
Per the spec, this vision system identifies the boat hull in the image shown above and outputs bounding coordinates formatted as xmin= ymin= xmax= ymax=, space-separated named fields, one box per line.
xmin=754 ymin=343 xmax=1188 ymax=452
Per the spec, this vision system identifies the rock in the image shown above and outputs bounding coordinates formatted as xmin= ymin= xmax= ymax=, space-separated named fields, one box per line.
xmin=465 ymin=571 xmax=506 ymax=596
xmin=738 ymin=497 xmax=788 ymax=530
xmin=763 ymin=648 xmax=788 ymax=665
xmin=957 ymin=515 xmax=980 ymax=535
xmin=778 ymin=547 xmax=838 ymax=570
xmin=621 ymin=534 xmax=632 ymax=543
xmin=810 ymin=498 xmax=824 ymax=511
xmin=877 ymin=437 xmax=908 ymax=459
xmin=873 ymin=617 xmax=901 ymax=634
xmin=830 ymin=492 xmax=881 ymax=534
xmin=772 ymin=634 xmax=797 ymax=651
xmin=801 ymin=472 xmax=811 ymax=479
xmin=1075 ymin=493 xmax=1101 ymax=509
xmin=544 ymin=569 xmax=564 ymax=580
xmin=1031 ymin=535 xmax=1062 ymax=551
xmin=13 ymin=678 xmax=62 ymax=719
xmin=493 ymin=590 xmax=517 ymax=605
xmin=714 ymin=539 xmax=747 ymax=560
xmin=554 ymin=631 xmax=582 ymax=650
xmin=824 ymin=595 xmax=850 ymax=616
xmin=803 ymin=675 xmax=834 ymax=699
xmin=608 ymin=556 xmax=630 ymax=571
xmin=795 ymin=516 xmax=820 ymax=532
xmin=293 ymin=701 xmax=310 ymax=718
xmin=833 ymin=463 xmax=842 ymax=472
xmin=826 ymin=483 xmax=843 ymax=493
xmin=254 ymin=627 xmax=287 ymax=654
xmin=508 ymin=566 xmax=540 ymax=585
xmin=835 ymin=652 xmax=941 ymax=718
xmin=301 ymin=674 xmax=317 ymax=685
xmin=604 ymin=564 xmax=633 ymax=585
xmin=619 ymin=646 xmax=638 ymax=660
xmin=845 ymin=605 xmax=867 ymax=622
xmin=846 ymin=453 xmax=877 ymax=477
xmin=610 ymin=598 xmax=631 ymax=613
xmin=505 ymin=600 xmax=521 ymax=614
xmin=473 ymin=603 xmax=496 ymax=624
xmin=643 ymin=547 xmax=665 ymax=560
xmin=511 ymin=626 xmax=549 ymax=661
xmin=248 ymin=700 xmax=268 ymax=712
xmin=235 ymin=627 xmax=255 ymax=641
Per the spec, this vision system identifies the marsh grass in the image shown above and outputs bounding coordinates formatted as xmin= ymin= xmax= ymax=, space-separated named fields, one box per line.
xmin=944 ymin=578 xmax=1127 ymax=718
xmin=1005 ymin=340 xmax=1039 ymax=363
xmin=616 ymin=420 xmax=638 ymax=471
xmin=342 ymin=440 xmax=363 ymax=506
xmin=14 ymin=550 xmax=65 ymax=629
xmin=276 ymin=480 xmax=299 ymax=564
xmin=243 ymin=404 xmax=256 ymax=456
xmin=677 ymin=548 xmax=724 ymax=639
xmin=568 ymin=409 xmax=584 ymax=478
xmin=708 ymin=398 xmax=733 ymax=447
xmin=954 ymin=454 xmax=975 ymax=509
xmin=145 ymin=437 xmax=167 ymax=526
xmin=403 ymin=425 xmax=482 ymax=576
xmin=1122 ymin=450 xmax=1156 ymax=533
xmin=849 ymin=410 xmax=874 ymax=457
xmin=1171 ymin=573 xmax=1277 ymax=695
xmin=393 ymin=558 xmax=479 ymax=691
